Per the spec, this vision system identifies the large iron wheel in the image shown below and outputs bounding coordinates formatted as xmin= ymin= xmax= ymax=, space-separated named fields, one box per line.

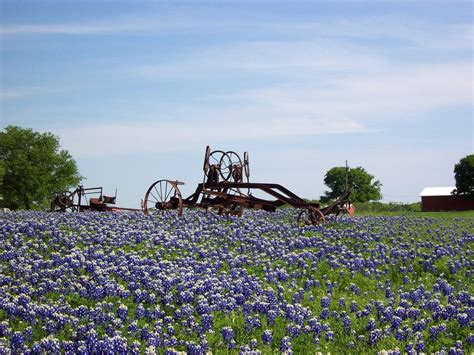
xmin=143 ymin=180 xmax=184 ymax=216
xmin=297 ymin=207 xmax=326 ymax=226
xmin=204 ymin=150 xmax=228 ymax=181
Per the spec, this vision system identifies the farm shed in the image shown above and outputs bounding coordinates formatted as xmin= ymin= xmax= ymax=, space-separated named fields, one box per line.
xmin=419 ymin=186 xmax=474 ymax=212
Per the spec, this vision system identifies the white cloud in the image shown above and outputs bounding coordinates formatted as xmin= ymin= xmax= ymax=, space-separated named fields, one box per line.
xmin=131 ymin=19 xmax=472 ymax=79
xmin=298 ymin=19 xmax=473 ymax=52
xmin=0 ymin=90 xmax=25 ymax=100
xmin=131 ymin=30 xmax=472 ymax=126
xmin=239 ymin=62 xmax=473 ymax=121
xmin=2 ymin=13 xmax=471 ymax=57
xmin=0 ymin=17 xmax=175 ymax=36
xmin=51 ymin=59 xmax=472 ymax=159
xmin=0 ymin=87 xmax=53 ymax=100
xmin=1 ymin=24 xmax=128 ymax=35
xmin=133 ymin=40 xmax=385 ymax=79
xmin=6 ymin=11 xmax=472 ymax=162
xmin=53 ymin=116 xmax=365 ymax=159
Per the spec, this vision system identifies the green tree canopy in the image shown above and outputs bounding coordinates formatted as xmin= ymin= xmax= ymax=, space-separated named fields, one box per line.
xmin=453 ymin=154 xmax=474 ymax=196
xmin=0 ymin=126 xmax=82 ymax=210
xmin=320 ymin=166 xmax=382 ymax=203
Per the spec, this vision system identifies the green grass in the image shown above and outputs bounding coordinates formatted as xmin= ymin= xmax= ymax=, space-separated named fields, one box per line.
xmin=357 ymin=210 xmax=474 ymax=218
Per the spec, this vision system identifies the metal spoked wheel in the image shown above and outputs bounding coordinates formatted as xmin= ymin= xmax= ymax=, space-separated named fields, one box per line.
xmin=243 ymin=151 xmax=250 ymax=180
xmin=203 ymin=145 xmax=211 ymax=175
xmin=143 ymin=180 xmax=184 ymax=216
xmin=205 ymin=150 xmax=227 ymax=180
xmin=220 ymin=151 xmax=242 ymax=182
xmin=297 ymin=207 xmax=326 ymax=226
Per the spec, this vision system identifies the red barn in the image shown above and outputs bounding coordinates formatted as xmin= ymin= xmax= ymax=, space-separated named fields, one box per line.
xmin=419 ymin=187 xmax=474 ymax=212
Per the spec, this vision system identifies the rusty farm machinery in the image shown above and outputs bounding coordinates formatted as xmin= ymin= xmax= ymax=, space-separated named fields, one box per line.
xmin=143 ymin=146 xmax=354 ymax=225
xmin=50 ymin=146 xmax=354 ymax=224
xmin=50 ymin=185 xmax=138 ymax=213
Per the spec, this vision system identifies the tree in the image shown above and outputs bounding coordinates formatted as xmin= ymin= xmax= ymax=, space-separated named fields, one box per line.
xmin=0 ymin=159 xmax=4 ymax=204
xmin=0 ymin=126 xmax=82 ymax=210
xmin=320 ymin=166 xmax=382 ymax=203
xmin=453 ymin=154 xmax=474 ymax=196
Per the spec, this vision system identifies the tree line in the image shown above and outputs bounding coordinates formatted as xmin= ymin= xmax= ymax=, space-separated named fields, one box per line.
xmin=0 ymin=126 xmax=472 ymax=210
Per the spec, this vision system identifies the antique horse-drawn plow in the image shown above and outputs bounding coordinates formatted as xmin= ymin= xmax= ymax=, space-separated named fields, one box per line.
xmin=50 ymin=185 xmax=138 ymax=213
xmin=143 ymin=146 xmax=354 ymax=225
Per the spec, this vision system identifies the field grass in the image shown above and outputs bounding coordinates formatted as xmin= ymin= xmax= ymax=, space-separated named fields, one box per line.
xmin=359 ymin=210 xmax=474 ymax=218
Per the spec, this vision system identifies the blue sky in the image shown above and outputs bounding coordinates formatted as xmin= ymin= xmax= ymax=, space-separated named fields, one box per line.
xmin=1 ymin=1 xmax=472 ymax=208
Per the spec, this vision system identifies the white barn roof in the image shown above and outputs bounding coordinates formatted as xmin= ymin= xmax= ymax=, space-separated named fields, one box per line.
xmin=419 ymin=186 xmax=456 ymax=197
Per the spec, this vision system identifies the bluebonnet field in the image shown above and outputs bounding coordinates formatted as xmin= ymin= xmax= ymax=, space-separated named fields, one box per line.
xmin=0 ymin=209 xmax=472 ymax=354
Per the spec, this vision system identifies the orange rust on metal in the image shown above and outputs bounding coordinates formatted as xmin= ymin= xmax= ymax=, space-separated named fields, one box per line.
xmin=50 ymin=185 xmax=138 ymax=213
xmin=143 ymin=146 xmax=353 ymax=225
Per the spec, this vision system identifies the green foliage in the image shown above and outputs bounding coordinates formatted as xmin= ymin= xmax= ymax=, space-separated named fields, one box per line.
xmin=0 ymin=159 xmax=5 ymax=202
xmin=453 ymin=154 xmax=474 ymax=196
xmin=356 ymin=201 xmax=421 ymax=214
xmin=0 ymin=125 xmax=82 ymax=210
xmin=321 ymin=166 xmax=382 ymax=203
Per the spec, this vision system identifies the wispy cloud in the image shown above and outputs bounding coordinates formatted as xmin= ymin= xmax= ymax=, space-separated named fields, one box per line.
xmin=0 ymin=21 xmax=158 ymax=36
xmin=133 ymin=23 xmax=472 ymax=79
xmin=238 ymin=62 xmax=473 ymax=121
xmin=49 ymin=52 xmax=472 ymax=159
xmin=0 ymin=14 xmax=213 ymax=36
xmin=4 ymin=10 xmax=472 ymax=161
xmin=0 ymin=87 xmax=54 ymax=100
xmin=292 ymin=19 xmax=473 ymax=51
xmin=53 ymin=116 xmax=365 ymax=159
xmin=133 ymin=40 xmax=386 ymax=79
xmin=0 ymin=16 xmax=277 ymax=36
xmin=1 ymin=12 xmax=471 ymax=55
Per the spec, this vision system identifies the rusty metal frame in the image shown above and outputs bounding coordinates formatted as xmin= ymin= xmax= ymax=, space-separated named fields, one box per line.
xmin=143 ymin=146 xmax=353 ymax=225
xmin=50 ymin=185 xmax=139 ymax=213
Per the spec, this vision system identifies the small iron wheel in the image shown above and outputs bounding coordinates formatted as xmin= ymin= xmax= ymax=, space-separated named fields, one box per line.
xmin=143 ymin=180 xmax=184 ymax=216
